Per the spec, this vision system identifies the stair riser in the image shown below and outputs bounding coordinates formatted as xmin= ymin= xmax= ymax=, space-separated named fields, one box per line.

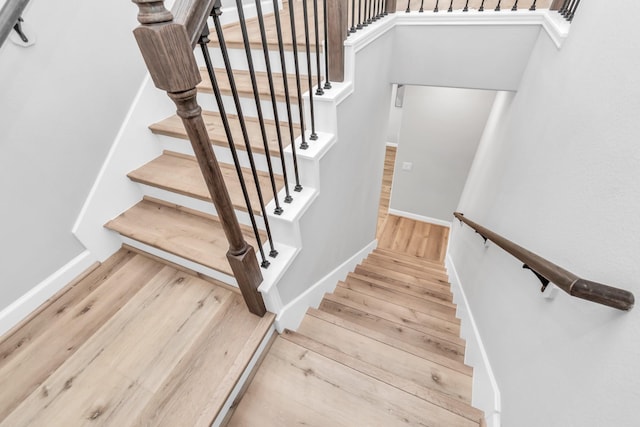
xmin=156 ymin=133 xmax=284 ymax=175
xmin=201 ymin=46 xmax=321 ymax=79
xmin=135 ymin=183 xmax=267 ymax=230
xmin=119 ymin=236 xmax=238 ymax=286
xmin=197 ymin=92 xmax=301 ymax=125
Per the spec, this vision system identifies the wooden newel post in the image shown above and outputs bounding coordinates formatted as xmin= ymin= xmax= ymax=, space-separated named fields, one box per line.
xmin=327 ymin=0 xmax=348 ymax=82
xmin=131 ymin=0 xmax=267 ymax=316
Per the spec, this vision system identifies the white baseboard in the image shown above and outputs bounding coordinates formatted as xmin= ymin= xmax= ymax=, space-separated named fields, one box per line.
xmin=446 ymin=254 xmax=501 ymax=427
xmin=0 ymin=250 xmax=97 ymax=337
xmin=274 ymin=239 xmax=377 ymax=332
xmin=388 ymin=208 xmax=452 ymax=228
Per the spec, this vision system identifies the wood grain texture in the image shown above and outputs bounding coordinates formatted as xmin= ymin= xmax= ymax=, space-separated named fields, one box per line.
xmin=210 ymin=0 xmax=321 ymax=52
xmin=150 ymin=110 xmax=299 ymax=157
xmin=104 ymin=198 xmax=264 ymax=277
xmin=377 ymin=145 xmax=396 ymax=238
xmin=229 ymin=339 xmax=478 ymax=427
xmin=128 ymin=150 xmax=283 ymax=215
xmin=0 ymin=253 xmax=274 ymax=426
xmin=378 ymin=215 xmax=450 ymax=262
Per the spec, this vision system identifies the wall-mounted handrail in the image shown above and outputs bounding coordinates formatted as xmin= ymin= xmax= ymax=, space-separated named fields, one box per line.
xmin=453 ymin=212 xmax=635 ymax=311
xmin=0 ymin=0 xmax=30 ymax=48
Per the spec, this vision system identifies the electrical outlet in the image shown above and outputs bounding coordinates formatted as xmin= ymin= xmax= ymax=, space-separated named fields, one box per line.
xmin=401 ymin=162 xmax=412 ymax=171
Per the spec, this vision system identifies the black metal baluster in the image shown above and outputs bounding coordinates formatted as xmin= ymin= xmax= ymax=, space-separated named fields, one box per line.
xmin=418 ymin=0 xmax=424 ymax=12
xmin=350 ymin=0 xmax=357 ymax=32
xmin=323 ymin=0 xmax=331 ymax=89
xmin=211 ymin=6 xmax=279 ymax=262
xmin=563 ymin=0 xmax=575 ymax=17
xmin=372 ymin=0 xmax=379 ymax=20
xmin=254 ymin=0 xmax=294 ymax=205
xmin=529 ymin=0 xmax=537 ymax=11
xmin=447 ymin=0 xmax=453 ymax=12
xmin=378 ymin=0 xmax=384 ymax=18
xmin=559 ymin=0 xmax=571 ymax=15
xmin=235 ymin=0 xmax=283 ymax=218
xmin=463 ymin=0 xmax=469 ymax=11
xmin=312 ymin=0 xmax=323 ymax=96
xmin=478 ymin=0 xmax=484 ymax=11
xmin=511 ymin=0 xmax=518 ymax=11
xmin=272 ymin=0 xmax=303 ymax=192
xmin=495 ymin=0 xmax=502 ymax=12
xmin=357 ymin=0 xmax=363 ymax=28
xmin=434 ymin=0 xmax=439 ymax=12
xmin=383 ymin=0 xmax=389 ymax=16
xmin=287 ymin=0 xmax=310 ymax=150
xmin=301 ymin=0 xmax=319 ymax=139
xmin=362 ymin=0 xmax=370 ymax=27
xmin=567 ymin=0 xmax=580 ymax=21
xmin=405 ymin=0 xmax=410 ymax=13
xmin=368 ymin=0 xmax=375 ymax=22
xmin=198 ymin=24 xmax=269 ymax=269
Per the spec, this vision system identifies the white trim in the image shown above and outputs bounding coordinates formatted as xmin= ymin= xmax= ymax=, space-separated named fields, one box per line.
xmin=210 ymin=324 xmax=277 ymax=427
xmin=274 ymin=239 xmax=377 ymax=332
xmin=388 ymin=208 xmax=452 ymax=228
xmin=446 ymin=254 xmax=501 ymax=427
xmin=0 ymin=250 xmax=97 ymax=337
xmin=385 ymin=142 xmax=399 ymax=148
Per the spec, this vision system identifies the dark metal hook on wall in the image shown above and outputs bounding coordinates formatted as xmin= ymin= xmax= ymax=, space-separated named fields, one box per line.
xmin=13 ymin=16 xmax=28 ymax=43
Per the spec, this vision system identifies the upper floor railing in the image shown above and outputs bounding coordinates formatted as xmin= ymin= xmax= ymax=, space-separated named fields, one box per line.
xmin=454 ymin=212 xmax=634 ymax=311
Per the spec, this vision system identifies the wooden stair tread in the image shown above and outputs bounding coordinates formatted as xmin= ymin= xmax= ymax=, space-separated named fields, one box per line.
xmin=370 ymin=249 xmax=448 ymax=274
xmin=361 ymin=256 xmax=450 ymax=282
xmin=377 ymin=215 xmax=450 ymax=263
xmin=373 ymin=247 xmax=447 ymax=269
xmin=310 ymin=302 xmax=468 ymax=368
xmin=282 ymin=329 xmax=483 ymax=424
xmin=150 ymin=111 xmax=299 ymax=158
xmin=322 ymin=290 xmax=461 ymax=337
xmin=355 ymin=263 xmax=451 ymax=290
xmin=338 ymin=278 xmax=458 ymax=322
xmin=198 ymin=67 xmax=304 ymax=103
xmin=211 ymin=0 xmax=322 ymax=52
xmin=127 ymin=151 xmax=283 ymax=215
xmin=0 ymin=252 xmax=274 ymax=426
xmin=347 ymin=270 xmax=454 ymax=304
xmin=104 ymin=198 xmax=264 ymax=277
xmin=228 ymin=338 xmax=479 ymax=427
xmin=296 ymin=315 xmax=473 ymax=403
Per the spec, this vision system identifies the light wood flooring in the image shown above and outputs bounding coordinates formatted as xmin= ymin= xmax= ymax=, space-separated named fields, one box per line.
xmin=0 ymin=249 xmax=274 ymax=426
xmin=228 ymin=226 xmax=483 ymax=425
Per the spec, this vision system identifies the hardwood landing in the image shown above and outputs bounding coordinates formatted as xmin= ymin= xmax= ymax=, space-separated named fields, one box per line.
xmin=228 ymin=219 xmax=483 ymax=426
xmin=0 ymin=249 xmax=274 ymax=426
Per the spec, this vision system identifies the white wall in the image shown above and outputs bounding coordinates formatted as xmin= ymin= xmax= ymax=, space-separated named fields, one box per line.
xmin=390 ymin=85 xmax=495 ymax=222
xmin=0 ymin=1 xmax=146 ymax=311
xmin=449 ymin=1 xmax=640 ymax=425
xmin=276 ymin=30 xmax=394 ymax=305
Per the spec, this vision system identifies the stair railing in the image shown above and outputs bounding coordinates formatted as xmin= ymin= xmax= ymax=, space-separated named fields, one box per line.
xmin=454 ymin=212 xmax=634 ymax=311
xmin=131 ymin=0 xmax=266 ymax=316
xmin=0 ymin=0 xmax=30 ymax=48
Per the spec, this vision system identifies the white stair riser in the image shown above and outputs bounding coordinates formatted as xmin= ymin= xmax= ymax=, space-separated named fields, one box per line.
xmin=200 ymin=46 xmax=322 ymax=77
xmin=197 ymin=91 xmax=301 ymax=124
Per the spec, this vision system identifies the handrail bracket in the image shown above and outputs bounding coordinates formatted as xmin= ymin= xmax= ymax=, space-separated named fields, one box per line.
xmin=523 ymin=264 xmax=550 ymax=292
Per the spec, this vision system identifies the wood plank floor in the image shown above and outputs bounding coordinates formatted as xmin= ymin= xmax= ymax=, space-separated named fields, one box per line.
xmin=228 ymin=217 xmax=484 ymax=426
xmin=0 ymin=249 xmax=274 ymax=427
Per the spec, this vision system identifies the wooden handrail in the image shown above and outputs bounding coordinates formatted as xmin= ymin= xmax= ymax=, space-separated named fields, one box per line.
xmin=0 ymin=0 xmax=30 ymax=48
xmin=131 ymin=0 xmax=266 ymax=316
xmin=171 ymin=0 xmax=215 ymax=48
xmin=453 ymin=212 xmax=635 ymax=311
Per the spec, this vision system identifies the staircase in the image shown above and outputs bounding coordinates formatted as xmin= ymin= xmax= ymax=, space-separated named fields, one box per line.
xmin=228 ymin=248 xmax=484 ymax=426
xmin=0 ymin=1 xmax=487 ymax=425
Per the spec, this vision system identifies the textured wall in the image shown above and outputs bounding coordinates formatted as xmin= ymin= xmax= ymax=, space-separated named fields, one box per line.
xmin=449 ymin=1 xmax=640 ymax=425
xmin=0 ymin=1 xmax=146 ymax=311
